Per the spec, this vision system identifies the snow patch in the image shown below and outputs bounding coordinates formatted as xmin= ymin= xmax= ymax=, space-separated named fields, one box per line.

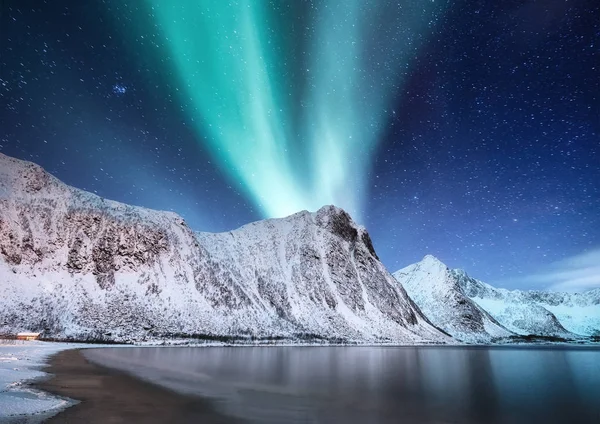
xmin=0 ymin=342 xmax=75 ymax=422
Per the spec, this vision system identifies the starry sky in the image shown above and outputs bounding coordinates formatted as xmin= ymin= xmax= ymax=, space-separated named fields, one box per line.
xmin=1 ymin=0 xmax=598 ymax=290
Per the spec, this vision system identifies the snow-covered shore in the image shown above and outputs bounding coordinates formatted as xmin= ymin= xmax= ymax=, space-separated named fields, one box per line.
xmin=0 ymin=341 xmax=76 ymax=423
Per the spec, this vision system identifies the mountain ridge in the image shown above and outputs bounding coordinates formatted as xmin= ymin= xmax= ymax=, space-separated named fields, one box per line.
xmin=455 ymin=270 xmax=600 ymax=336
xmin=394 ymin=255 xmax=599 ymax=339
xmin=2 ymin=152 xmax=597 ymax=344
xmin=393 ymin=255 xmax=513 ymax=342
xmin=0 ymin=152 xmax=447 ymax=344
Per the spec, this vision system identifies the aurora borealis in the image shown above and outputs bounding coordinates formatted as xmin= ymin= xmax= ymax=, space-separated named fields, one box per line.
xmin=1 ymin=0 xmax=599 ymax=290
xmin=143 ymin=0 xmax=441 ymax=220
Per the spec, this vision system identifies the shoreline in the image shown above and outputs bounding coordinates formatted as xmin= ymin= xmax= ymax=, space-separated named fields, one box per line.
xmin=25 ymin=343 xmax=600 ymax=422
xmin=0 ymin=341 xmax=76 ymax=422
xmin=24 ymin=342 xmax=600 ymax=422
xmin=32 ymin=348 xmax=238 ymax=423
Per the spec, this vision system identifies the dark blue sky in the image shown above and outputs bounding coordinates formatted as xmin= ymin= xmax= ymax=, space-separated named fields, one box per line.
xmin=1 ymin=0 xmax=598 ymax=290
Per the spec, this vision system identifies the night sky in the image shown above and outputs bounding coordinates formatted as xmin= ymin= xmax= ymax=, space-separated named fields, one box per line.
xmin=1 ymin=0 xmax=598 ymax=291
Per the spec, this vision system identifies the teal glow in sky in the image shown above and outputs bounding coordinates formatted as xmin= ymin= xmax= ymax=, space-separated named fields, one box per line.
xmin=4 ymin=0 xmax=599 ymax=288
xmin=144 ymin=0 xmax=442 ymax=221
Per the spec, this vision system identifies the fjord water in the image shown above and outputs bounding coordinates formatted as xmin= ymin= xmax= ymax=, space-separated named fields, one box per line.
xmin=86 ymin=346 xmax=600 ymax=424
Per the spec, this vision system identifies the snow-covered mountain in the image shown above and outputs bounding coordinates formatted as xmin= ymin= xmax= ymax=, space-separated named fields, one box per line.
xmin=457 ymin=272 xmax=600 ymax=337
xmin=0 ymin=153 xmax=447 ymax=344
xmin=394 ymin=255 xmax=599 ymax=339
xmin=393 ymin=256 xmax=513 ymax=342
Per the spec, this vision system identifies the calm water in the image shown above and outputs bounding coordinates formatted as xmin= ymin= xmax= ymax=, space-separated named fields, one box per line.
xmin=86 ymin=346 xmax=600 ymax=424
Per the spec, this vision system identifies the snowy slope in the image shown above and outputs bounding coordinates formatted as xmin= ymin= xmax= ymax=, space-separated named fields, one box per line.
xmin=0 ymin=153 xmax=448 ymax=344
xmin=393 ymin=256 xmax=512 ymax=342
xmin=394 ymin=254 xmax=597 ymax=339
xmin=457 ymin=273 xmax=600 ymax=337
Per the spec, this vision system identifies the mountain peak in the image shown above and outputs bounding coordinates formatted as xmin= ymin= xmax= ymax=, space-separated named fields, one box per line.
xmin=314 ymin=205 xmax=378 ymax=259
xmin=393 ymin=256 xmax=514 ymax=342
xmin=315 ymin=205 xmax=358 ymax=242
xmin=316 ymin=204 xmax=346 ymax=216
xmin=417 ymin=255 xmax=449 ymax=275
xmin=421 ymin=254 xmax=444 ymax=265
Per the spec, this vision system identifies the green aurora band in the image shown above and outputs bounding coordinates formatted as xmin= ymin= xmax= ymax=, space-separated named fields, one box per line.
xmin=142 ymin=0 xmax=443 ymax=221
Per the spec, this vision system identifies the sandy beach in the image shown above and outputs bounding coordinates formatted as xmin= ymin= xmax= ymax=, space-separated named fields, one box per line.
xmin=34 ymin=349 xmax=238 ymax=423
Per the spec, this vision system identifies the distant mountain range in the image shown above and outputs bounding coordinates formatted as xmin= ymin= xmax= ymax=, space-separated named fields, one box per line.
xmin=456 ymin=269 xmax=600 ymax=337
xmin=0 ymin=153 xmax=598 ymax=343
xmin=394 ymin=256 xmax=599 ymax=342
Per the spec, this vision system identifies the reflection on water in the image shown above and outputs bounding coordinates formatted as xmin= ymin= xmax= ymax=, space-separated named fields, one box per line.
xmin=86 ymin=346 xmax=600 ymax=424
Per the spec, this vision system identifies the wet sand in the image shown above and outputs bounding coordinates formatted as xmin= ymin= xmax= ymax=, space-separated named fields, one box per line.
xmin=34 ymin=348 xmax=238 ymax=423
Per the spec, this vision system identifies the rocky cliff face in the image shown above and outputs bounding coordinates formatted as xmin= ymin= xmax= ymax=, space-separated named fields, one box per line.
xmin=0 ymin=153 xmax=447 ymax=344
xmin=393 ymin=256 xmax=512 ymax=342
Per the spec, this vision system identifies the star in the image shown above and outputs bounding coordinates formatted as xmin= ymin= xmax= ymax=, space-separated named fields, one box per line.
xmin=112 ymin=84 xmax=127 ymax=95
